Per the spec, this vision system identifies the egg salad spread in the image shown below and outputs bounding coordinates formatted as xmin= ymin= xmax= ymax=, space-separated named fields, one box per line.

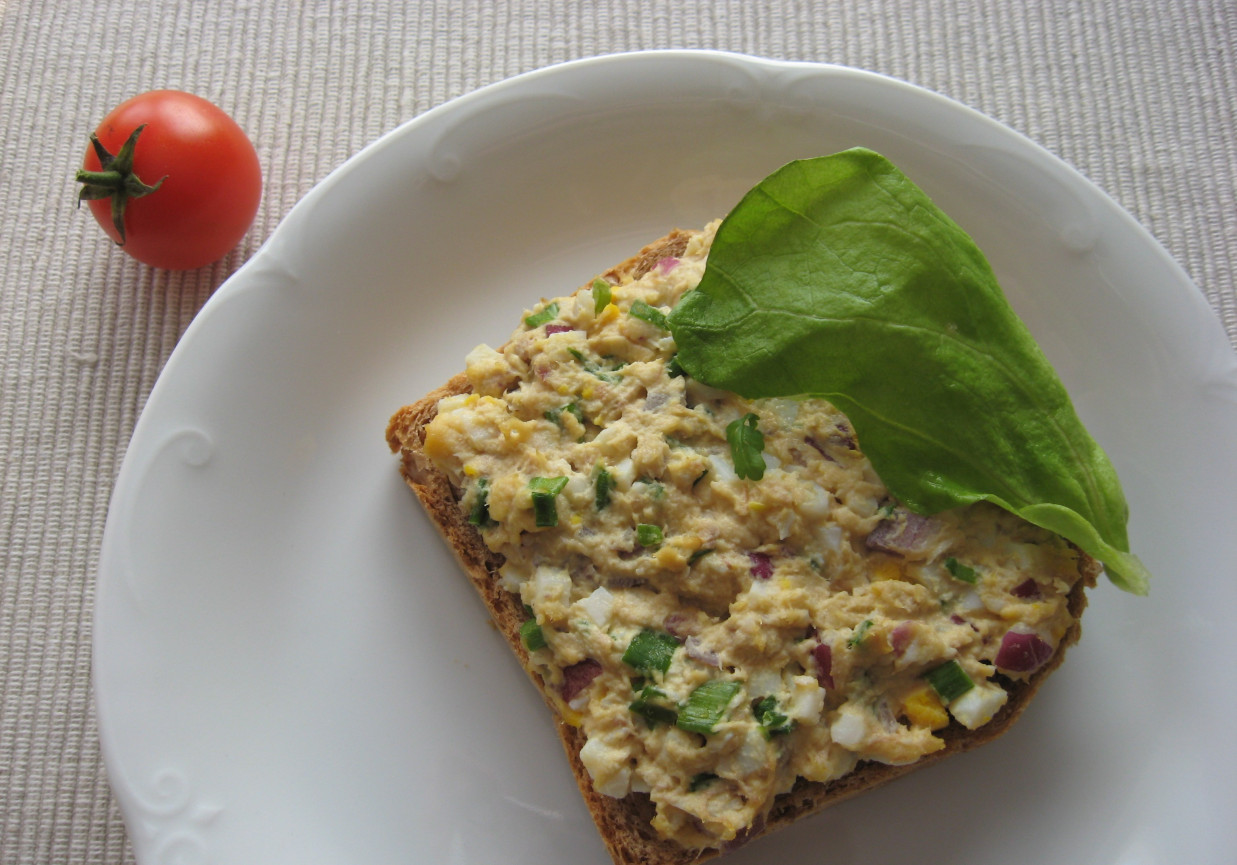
xmin=420 ymin=223 xmax=1088 ymax=849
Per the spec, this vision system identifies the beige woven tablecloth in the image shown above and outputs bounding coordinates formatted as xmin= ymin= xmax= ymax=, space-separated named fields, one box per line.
xmin=1 ymin=2 xmax=1234 ymax=863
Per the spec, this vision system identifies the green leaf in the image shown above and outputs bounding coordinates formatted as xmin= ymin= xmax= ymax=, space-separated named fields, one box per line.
xmin=622 ymin=629 xmax=680 ymax=675
xmin=726 ymin=413 xmax=766 ymax=481
xmin=592 ymin=278 xmax=612 ymax=313
xmin=520 ymin=618 xmax=547 ymax=651
xmin=677 ymin=679 xmax=742 ymax=734
xmin=752 ymin=695 xmax=792 ymax=735
xmin=467 ymin=477 xmax=495 ymax=528
xmin=630 ymin=685 xmax=678 ymax=727
xmin=524 ymin=301 xmax=559 ymax=328
xmin=630 ymin=299 xmax=670 ymax=330
xmin=668 ymin=148 xmax=1149 ymax=594
xmin=944 ymin=557 xmax=978 ymax=584
xmin=594 ymin=465 xmax=615 ymax=509
xmin=529 ymin=476 xmax=568 ymax=527
xmin=636 ymin=523 xmax=664 ymax=547
xmin=924 ymin=659 xmax=975 ymax=702
xmin=846 ymin=619 xmax=874 ymax=649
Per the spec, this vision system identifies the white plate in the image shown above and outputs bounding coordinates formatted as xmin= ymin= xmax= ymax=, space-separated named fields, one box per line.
xmin=94 ymin=51 xmax=1237 ymax=864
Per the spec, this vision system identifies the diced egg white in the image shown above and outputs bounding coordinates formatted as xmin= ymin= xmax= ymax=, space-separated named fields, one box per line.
xmin=785 ymin=676 xmax=825 ymax=724
xmin=949 ymin=684 xmax=1009 ymax=730
xmin=829 ymin=704 xmax=870 ymax=750
xmin=577 ymin=586 xmax=614 ymax=627
xmin=580 ymin=736 xmax=633 ymax=798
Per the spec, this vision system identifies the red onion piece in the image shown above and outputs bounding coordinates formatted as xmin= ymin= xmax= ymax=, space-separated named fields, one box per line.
xmin=812 ymin=643 xmax=834 ymax=689
xmin=890 ymin=622 xmax=914 ymax=656
xmin=544 ymin=323 xmax=572 ymax=335
xmin=684 ymin=636 xmax=720 ymax=668
xmin=657 ymin=256 xmax=680 ymax=275
xmin=748 ymin=552 xmax=773 ymax=579
xmin=1011 ymin=578 xmax=1042 ymax=599
xmin=662 ymin=612 xmax=695 ymax=639
xmin=865 ymin=510 xmax=941 ymax=556
xmin=995 ymin=630 xmax=1054 ymax=673
xmin=560 ymin=658 xmax=603 ymax=701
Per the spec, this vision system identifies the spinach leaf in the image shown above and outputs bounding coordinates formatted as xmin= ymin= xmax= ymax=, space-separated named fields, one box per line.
xmin=667 ymin=148 xmax=1149 ymax=594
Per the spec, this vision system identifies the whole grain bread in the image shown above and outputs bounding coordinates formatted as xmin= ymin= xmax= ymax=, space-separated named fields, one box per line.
xmin=385 ymin=230 xmax=1100 ymax=865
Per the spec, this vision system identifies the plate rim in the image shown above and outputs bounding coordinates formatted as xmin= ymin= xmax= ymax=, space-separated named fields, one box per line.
xmin=92 ymin=48 xmax=1237 ymax=864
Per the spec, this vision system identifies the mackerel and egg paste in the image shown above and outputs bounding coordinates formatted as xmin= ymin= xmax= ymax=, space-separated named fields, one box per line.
xmin=421 ymin=222 xmax=1089 ymax=848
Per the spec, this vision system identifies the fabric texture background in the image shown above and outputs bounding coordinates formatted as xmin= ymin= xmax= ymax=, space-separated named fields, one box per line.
xmin=0 ymin=2 xmax=1233 ymax=863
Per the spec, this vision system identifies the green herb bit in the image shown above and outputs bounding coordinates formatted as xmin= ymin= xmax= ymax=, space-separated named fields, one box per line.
xmin=529 ymin=476 xmax=568 ymax=527
xmin=594 ymin=465 xmax=615 ymax=510
xmin=752 ymin=695 xmax=792 ymax=736
xmin=677 ymin=679 xmax=742 ymax=734
xmin=629 ymin=685 xmax=678 ymax=727
xmin=847 ymin=619 xmax=874 ymax=649
xmin=519 ymin=618 xmax=547 ymax=651
xmin=667 ymin=354 xmax=686 ymax=378
xmin=637 ymin=524 xmax=664 ymax=547
xmin=726 ymin=413 xmax=766 ymax=480
xmin=524 ymin=301 xmax=560 ymax=328
xmin=467 ymin=478 xmax=495 ymax=527
xmin=691 ymin=468 xmax=709 ymax=489
xmin=688 ymin=547 xmax=715 ymax=565
xmin=638 ymin=478 xmax=666 ymax=500
xmin=688 ymin=772 xmax=718 ymax=792
xmin=591 ymin=278 xmax=612 ymax=313
xmin=568 ymin=347 xmax=622 ymax=383
xmin=924 ymin=659 xmax=975 ymax=702
xmin=545 ymin=401 xmax=585 ymax=428
xmin=630 ymin=299 xmax=670 ymax=330
xmin=622 ymin=628 xmax=680 ymax=675
xmin=944 ymin=556 xmax=978 ymax=584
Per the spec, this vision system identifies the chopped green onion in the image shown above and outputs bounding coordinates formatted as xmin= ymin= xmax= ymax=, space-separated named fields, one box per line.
xmin=524 ymin=301 xmax=560 ymax=328
xmin=688 ymin=772 xmax=718 ymax=792
xmin=726 ymin=413 xmax=766 ymax=480
xmin=688 ymin=547 xmax=715 ymax=565
xmin=847 ymin=619 xmax=874 ymax=649
xmin=945 ymin=556 xmax=978 ymax=584
xmin=629 ymin=685 xmax=678 ymax=727
xmin=637 ymin=524 xmax=664 ymax=547
xmin=591 ymin=278 xmax=612 ymax=313
xmin=637 ymin=478 xmax=666 ymax=500
xmin=752 ymin=695 xmax=792 ymax=736
xmin=545 ymin=401 xmax=585 ymax=428
xmin=629 ymin=300 xmax=669 ymax=330
xmin=622 ymin=628 xmax=680 ymax=675
xmin=568 ymin=347 xmax=622 ymax=382
xmin=529 ymin=476 xmax=568 ymax=527
xmin=924 ymin=659 xmax=975 ymax=702
xmin=467 ymin=478 xmax=494 ymax=527
xmin=594 ymin=466 xmax=615 ymax=510
xmin=519 ymin=619 xmax=547 ymax=651
xmin=677 ymin=679 xmax=742 ymax=734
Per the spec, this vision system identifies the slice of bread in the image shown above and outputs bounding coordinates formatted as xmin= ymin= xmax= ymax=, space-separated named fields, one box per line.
xmin=386 ymin=230 xmax=1099 ymax=865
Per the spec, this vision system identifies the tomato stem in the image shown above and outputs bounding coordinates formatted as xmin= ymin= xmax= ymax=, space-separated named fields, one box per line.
xmin=75 ymin=124 xmax=166 ymax=244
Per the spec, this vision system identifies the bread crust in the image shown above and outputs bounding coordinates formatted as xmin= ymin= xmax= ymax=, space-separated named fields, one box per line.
xmin=386 ymin=231 xmax=1099 ymax=865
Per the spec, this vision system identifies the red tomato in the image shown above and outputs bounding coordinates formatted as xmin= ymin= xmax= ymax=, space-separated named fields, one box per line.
xmin=79 ymin=90 xmax=262 ymax=270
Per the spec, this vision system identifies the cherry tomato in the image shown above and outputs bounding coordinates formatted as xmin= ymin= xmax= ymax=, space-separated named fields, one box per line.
xmin=77 ymin=90 xmax=262 ymax=270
